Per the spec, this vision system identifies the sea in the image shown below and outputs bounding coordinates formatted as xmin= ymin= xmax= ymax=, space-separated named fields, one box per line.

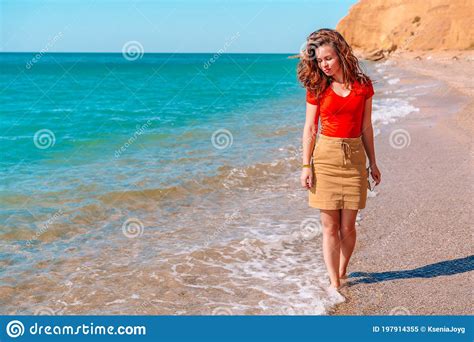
xmin=0 ymin=53 xmax=432 ymax=315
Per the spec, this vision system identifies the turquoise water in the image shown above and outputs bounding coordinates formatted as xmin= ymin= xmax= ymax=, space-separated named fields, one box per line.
xmin=4 ymin=53 xmax=427 ymax=315
xmin=1 ymin=53 xmax=305 ymax=220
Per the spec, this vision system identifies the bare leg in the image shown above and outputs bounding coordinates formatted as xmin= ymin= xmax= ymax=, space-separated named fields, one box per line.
xmin=320 ymin=209 xmax=341 ymax=288
xmin=339 ymin=209 xmax=358 ymax=278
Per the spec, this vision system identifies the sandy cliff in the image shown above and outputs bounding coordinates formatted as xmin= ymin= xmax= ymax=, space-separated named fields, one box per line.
xmin=336 ymin=0 xmax=474 ymax=60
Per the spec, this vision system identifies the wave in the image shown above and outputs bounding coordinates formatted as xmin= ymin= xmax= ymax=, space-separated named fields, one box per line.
xmin=99 ymin=150 xmax=301 ymax=205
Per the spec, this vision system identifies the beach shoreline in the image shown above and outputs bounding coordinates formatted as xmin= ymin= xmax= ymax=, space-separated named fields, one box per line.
xmin=330 ymin=50 xmax=473 ymax=315
xmin=0 ymin=50 xmax=472 ymax=316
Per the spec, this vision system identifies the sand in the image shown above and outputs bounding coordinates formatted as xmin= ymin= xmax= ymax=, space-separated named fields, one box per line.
xmin=330 ymin=50 xmax=473 ymax=315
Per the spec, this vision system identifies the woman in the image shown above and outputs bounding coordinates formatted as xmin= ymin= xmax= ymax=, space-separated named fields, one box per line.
xmin=297 ymin=29 xmax=382 ymax=291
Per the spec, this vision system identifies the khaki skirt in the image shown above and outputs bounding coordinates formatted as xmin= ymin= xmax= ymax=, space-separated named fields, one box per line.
xmin=308 ymin=134 xmax=368 ymax=210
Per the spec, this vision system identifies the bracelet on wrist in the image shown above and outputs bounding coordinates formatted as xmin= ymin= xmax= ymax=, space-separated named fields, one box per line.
xmin=302 ymin=164 xmax=311 ymax=168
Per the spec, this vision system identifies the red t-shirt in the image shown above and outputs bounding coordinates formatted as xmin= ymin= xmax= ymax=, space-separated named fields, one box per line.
xmin=306 ymin=79 xmax=374 ymax=138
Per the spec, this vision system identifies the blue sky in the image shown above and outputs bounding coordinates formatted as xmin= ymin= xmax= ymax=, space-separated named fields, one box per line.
xmin=1 ymin=0 xmax=357 ymax=53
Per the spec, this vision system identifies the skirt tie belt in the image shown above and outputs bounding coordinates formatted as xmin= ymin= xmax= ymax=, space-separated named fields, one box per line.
xmin=341 ymin=141 xmax=352 ymax=166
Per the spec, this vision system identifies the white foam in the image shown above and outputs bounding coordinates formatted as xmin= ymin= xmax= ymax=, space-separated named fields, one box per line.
xmin=105 ymin=299 xmax=126 ymax=305
xmin=393 ymin=83 xmax=439 ymax=94
xmin=372 ymin=98 xmax=420 ymax=125
xmin=169 ymin=224 xmax=347 ymax=315
xmin=387 ymin=78 xmax=400 ymax=85
xmin=326 ymin=286 xmax=346 ymax=304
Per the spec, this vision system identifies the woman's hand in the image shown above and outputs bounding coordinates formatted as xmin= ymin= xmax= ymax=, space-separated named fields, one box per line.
xmin=300 ymin=168 xmax=313 ymax=189
xmin=370 ymin=164 xmax=381 ymax=185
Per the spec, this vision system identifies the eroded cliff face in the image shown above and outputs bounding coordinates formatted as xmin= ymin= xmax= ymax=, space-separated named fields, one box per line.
xmin=336 ymin=0 xmax=474 ymax=60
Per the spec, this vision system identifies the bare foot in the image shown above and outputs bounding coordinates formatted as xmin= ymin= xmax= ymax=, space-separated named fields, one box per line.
xmin=327 ymin=284 xmax=346 ymax=303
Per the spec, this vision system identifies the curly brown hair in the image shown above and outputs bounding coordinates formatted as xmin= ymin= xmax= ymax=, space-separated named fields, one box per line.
xmin=297 ymin=28 xmax=372 ymax=99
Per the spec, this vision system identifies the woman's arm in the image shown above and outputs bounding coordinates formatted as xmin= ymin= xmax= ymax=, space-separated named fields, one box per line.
xmin=361 ymin=97 xmax=381 ymax=185
xmin=302 ymin=102 xmax=319 ymax=165
xmin=361 ymin=97 xmax=376 ymax=167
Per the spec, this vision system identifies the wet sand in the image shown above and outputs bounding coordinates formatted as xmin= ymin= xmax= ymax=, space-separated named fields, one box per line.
xmin=331 ymin=50 xmax=473 ymax=315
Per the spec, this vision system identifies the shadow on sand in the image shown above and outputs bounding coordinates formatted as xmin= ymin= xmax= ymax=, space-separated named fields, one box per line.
xmin=347 ymin=255 xmax=474 ymax=286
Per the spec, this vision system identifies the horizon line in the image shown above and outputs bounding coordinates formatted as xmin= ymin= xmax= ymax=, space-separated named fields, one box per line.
xmin=0 ymin=51 xmax=300 ymax=55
